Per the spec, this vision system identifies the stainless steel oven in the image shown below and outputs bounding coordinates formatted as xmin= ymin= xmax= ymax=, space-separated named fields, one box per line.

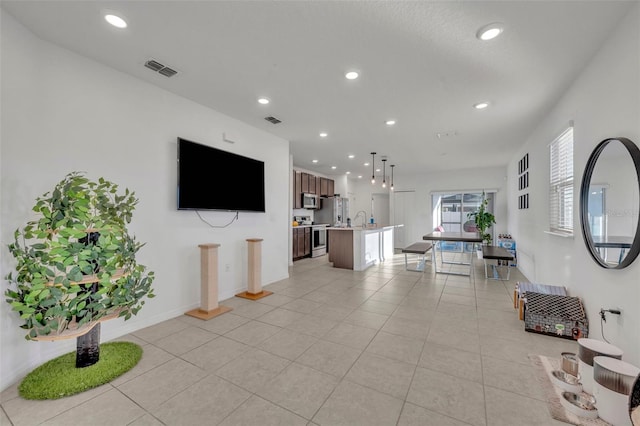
xmin=311 ymin=225 xmax=327 ymax=257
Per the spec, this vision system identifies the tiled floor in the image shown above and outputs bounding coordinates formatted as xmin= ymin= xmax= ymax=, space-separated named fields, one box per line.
xmin=1 ymin=251 xmax=579 ymax=426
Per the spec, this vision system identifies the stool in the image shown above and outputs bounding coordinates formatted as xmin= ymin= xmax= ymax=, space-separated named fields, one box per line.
xmin=402 ymin=242 xmax=432 ymax=272
xmin=481 ymin=246 xmax=514 ymax=280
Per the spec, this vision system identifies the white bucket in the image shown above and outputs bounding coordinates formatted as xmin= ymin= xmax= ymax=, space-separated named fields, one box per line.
xmin=593 ymin=356 xmax=640 ymax=426
xmin=577 ymin=338 xmax=623 ymax=395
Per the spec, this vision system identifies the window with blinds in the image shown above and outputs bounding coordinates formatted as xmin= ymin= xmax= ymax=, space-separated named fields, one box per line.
xmin=549 ymin=127 xmax=574 ymax=235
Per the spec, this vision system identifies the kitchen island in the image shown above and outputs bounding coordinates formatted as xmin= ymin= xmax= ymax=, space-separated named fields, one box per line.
xmin=327 ymin=225 xmax=394 ymax=271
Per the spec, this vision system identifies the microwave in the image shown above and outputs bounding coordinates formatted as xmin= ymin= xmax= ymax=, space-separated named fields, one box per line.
xmin=302 ymin=193 xmax=318 ymax=209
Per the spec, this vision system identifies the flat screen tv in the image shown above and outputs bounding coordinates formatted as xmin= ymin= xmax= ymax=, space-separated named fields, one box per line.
xmin=177 ymin=137 xmax=265 ymax=212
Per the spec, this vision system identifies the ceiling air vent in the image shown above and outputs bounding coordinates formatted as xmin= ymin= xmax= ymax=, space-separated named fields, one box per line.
xmin=264 ymin=116 xmax=282 ymax=124
xmin=144 ymin=58 xmax=178 ymax=78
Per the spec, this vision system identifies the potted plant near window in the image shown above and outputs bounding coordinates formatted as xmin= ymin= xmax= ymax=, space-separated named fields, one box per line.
xmin=5 ymin=172 xmax=155 ymax=370
xmin=467 ymin=192 xmax=496 ymax=249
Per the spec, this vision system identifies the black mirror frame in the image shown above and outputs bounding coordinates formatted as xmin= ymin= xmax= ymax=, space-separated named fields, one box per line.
xmin=580 ymin=137 xmax=640 ymax=269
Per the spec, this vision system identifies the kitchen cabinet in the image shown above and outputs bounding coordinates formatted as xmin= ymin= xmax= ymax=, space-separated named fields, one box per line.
xmin=293 ymin=171 xmax=302 ymax=209
xmin=308 ymin=174 xmax=317 ymax=194
xmin=293 ymin=227 xmax=311 ymax=260
xmin=319 ymin=177 xmax=335 ymax=197
xmin=301 ymin=172 xmax=310 ymax=194
xmin=293 ymin=169 xmax=334 ymax=207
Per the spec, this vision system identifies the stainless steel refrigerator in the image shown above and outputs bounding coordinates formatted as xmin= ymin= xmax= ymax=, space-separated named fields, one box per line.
xmin=315 ymin=197 xmax=349 ymax=226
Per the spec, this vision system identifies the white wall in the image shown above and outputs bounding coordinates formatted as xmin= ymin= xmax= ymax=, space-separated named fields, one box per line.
xmin=506 ymin=4 xmax=640 ymax=365
xmin=1 ymin=12 xmax=290 ymax=390
xmin=382 ymin=167 xmax=508 ymax=240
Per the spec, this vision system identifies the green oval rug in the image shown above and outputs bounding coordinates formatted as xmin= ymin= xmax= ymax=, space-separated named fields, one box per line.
xmin=19 ymin=342 xmax=142 ymax=400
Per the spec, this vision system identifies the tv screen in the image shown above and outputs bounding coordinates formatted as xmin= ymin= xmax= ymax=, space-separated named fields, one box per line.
xmin=177 ymin=137 xmax=265 ymax=212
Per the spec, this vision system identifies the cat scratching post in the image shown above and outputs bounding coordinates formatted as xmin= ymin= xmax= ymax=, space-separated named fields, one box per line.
xmin=236 ymin=238 xmax=272 ymax=300
xmin=186 ymin=243 xmax=232 ymax=320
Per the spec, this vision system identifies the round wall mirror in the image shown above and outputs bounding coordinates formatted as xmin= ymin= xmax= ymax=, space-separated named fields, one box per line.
xmin=580 ymin=137 xmax=640 ymax=269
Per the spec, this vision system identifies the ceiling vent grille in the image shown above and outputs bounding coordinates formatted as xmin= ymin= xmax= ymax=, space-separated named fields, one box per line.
xmin=264 ymin=116 xmax=282 ymax=124
xmin=144 ymin=59 xmax=178 ymax=78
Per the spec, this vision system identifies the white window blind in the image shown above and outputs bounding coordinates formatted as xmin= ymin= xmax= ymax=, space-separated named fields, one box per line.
xmin=549 ymin=127 xmax=574 ymax=235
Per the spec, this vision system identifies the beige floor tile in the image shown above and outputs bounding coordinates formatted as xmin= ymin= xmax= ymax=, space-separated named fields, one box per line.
xmin=397 ymin=402 xmax=472 ymax=426
xmin=309 ymin=304 xmax=354 ymax=321
xmin=131 ymin=317 xmax=190 ymax=343
xmin=281 ymin=298 xmax=324 ymax=314
xmin=300 ymin=289 xmax=337 ymax=304
xmin=224 ymin=320 xmax=282 ymax=346
xmin=108 ymin=333 xmax=150 ymax=346
xmin=381 ymin=316 xmax=430 ymax=340
xmin=0 ymin=382 xmax=19 ymax=404
xmin=358 ymin=299 xmax=398 ymax=315
xmin=296 ymin=339 xmax=361 ymax=378
xmin=312 ymin=380 xmax=404 ymax=426
xmin=110 ymin=344 xmax=174 ymax=387
xmin=345 ymin=352 xmax=416 ymax=399
xmin=219 ymin=297 xmax=252 ymax=309
xmin=366 ymin=331 xmax=424 ymax=365
xmin=481 ymin=356 xmax=546 ymax=400
xmin=427 ymin=326 xmax=481 ymax=353
xmin=440 ymin=293 xmax=477 ymax=307
xmin=258 ymin=329 xmax=318 ymax=360
xmin=255 ymin=293 xmax=296 ymax=307
xmin=476 ymin=296 xmax=514 ymax=312
xmin=215 ymin=348 xmax=290 ymax=393
xmin=257 ymin=307 xmax=306 ymax=327
xmin=480 ymin=335 xmax=535 ymax=365
xmin=407 ymin=367 xmax=486 ymax=426
xmin=154 ymin=374 xmax=250 ymax=425
xmin=153 ymin=325 xmax=217 ymax=355
xmin=181 ymin=335 xmax=250 ymax=372
xmin=127 ymin=414 xmax=164 ymax=425
xmin=322 ymin=322 xmax=377 ymax=350
xmin=230 ymin=301 xmax=276 ymax=319
xmin=484 ymin=386 xmax=556 ymax=426
xmin=343 ymin=309 xmax=389 ymax=330
xmin=41 ymin=389 xmax=145 ymax=426
xmin=117 ymin=358 xmax=205 ymax=410
xmin=1 ymin=384 xmax=111 ymax=426
xmin=218 ymin=395 xmax=308 ymax=426
xmin=190 ymin=312 xmax=250 ymax=334
xmin=285 ymin=314 xmax=339 ymax=338
xmin=256 ymin=362 xmax=339 ymax=419
xmin=368 ymin=292 xmax=406 ymax=304
xmin=0 ymin=409 xmax=10 ymax=426
xmin=419 ymin=343 xmax=483 ymax=384
xmin=392 ymin=305 xmax=435 ymax=322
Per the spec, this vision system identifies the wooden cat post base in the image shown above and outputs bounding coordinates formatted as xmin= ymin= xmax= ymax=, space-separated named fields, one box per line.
xmin=236 ymin=238 xmax=272 ymax=300
xmin=186 ymin=243 xmax=232 ymax=320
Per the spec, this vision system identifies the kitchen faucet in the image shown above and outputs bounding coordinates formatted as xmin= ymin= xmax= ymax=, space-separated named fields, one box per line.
xmin=354 ymin=210 xmax=367 ymax=227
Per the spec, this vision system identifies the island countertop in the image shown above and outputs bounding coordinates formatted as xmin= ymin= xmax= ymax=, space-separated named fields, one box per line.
xmin=326 ymin=225 xmax=394 ymax=270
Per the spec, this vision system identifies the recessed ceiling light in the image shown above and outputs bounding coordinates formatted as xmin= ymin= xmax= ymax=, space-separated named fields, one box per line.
xmin=476 ymin=23 xmax=503 ymax=41
xmin=348 ymin=154 xmax=355 ymax=159
xmin=105 ymin=14 xmax=127 ymax=29
xmin=345 ymin=71 xmax=359 ymax=80
xmin=346 ymin=171 xmax=351 ymax=175
xmin=312 ymin=159 xmax=318 ymax=163
xmin=364 ymin=162 xmax=370 ymax=167
xmin=331 ymin=166 xmax=337 ymax=170
xmin=257 ymin=97 xmax=270 ymax=105
xmin=357 ymin=175 xmax=363 ymax=179
xmin=474 ymin=102 xmax=490 ymax=109
xmin=319 ymin=132 xmax=328 ymax=138
xmin=385 ymin=120 xmax=396 ymax=126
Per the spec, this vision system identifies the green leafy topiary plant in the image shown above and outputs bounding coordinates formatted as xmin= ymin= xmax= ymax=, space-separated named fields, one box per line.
xmin=467 ymin=192 xmax=496 ymax=245
xmin=5 ymin=172 xmax=155 ymax=346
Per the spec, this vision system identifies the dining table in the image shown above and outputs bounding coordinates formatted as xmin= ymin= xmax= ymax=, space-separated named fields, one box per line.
xmin=422 ymin=231 xmax=483 ymax=276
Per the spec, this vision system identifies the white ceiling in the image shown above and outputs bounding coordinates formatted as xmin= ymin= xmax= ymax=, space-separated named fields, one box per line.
xmin=1 ymin=1 xmax=633 ymax=178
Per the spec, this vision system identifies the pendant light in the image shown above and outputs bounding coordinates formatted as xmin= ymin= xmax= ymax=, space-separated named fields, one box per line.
xmin=370 ymin=152 xmax=376 ymax=184
xmin=390 ymin=164 xmax=395 ymax=190
xmin=381 ymin=159 xmax=387 ymax=188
